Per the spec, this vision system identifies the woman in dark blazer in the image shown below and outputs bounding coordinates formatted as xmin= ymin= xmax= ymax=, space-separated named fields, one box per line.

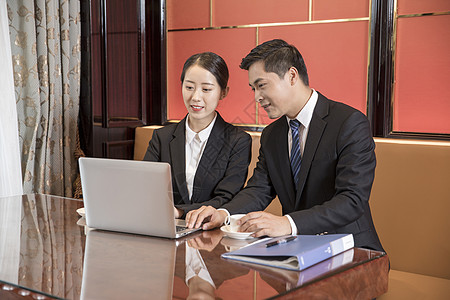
xmin=144 ymin=52 xmax=251 ymax=218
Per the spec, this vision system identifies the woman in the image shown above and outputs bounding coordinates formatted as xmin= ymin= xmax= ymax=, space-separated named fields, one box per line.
xmin=144 ymin=52 xmax=251 ymax=218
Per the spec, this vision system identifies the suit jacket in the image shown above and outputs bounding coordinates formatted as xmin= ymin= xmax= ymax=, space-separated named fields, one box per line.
xmin=223 ymin=93 xmax=384 ymax=251
xmin=143 ymin=113 xmax=252 ymax=216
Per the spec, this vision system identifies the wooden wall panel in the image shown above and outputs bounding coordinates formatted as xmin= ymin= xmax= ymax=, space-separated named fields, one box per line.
xmin=213 ymin=0 xmax=308 ymax=27
xmin=107 ymin=33 xmax=140 ymax=119
xmin=104 ymin=140 xmax=135 ymax=159
xmin=393 ymin=15 xmax=450 ymax=134
xmin=259 ymin=21 xmax=370 ymax=124
xmin=167 ymin=0 xmax=210 ymax=29
xmin=167 ymin=28 xmax=257 ymax=124
xmin=167 ymin=0 xmax=372 ymax=127
xmin=106 ymin=0 xmax=139 ymax=32
xmin=80 ymin=0 xmax=164 ymax=159
xmin=313 ymin=0 xmax=369 ymax=20
xmin=397 ymin=0 xmax=450 ymax=15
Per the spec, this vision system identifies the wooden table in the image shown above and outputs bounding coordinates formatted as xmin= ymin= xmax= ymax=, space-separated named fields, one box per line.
xmin=0 ymin=194 xmax=389 ymax=299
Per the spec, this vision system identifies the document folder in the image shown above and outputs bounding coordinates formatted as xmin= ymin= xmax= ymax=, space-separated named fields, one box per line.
xmin=221 ymin=234 xmax=354 ymax=271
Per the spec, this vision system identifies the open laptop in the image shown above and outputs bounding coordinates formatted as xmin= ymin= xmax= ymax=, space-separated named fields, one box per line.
xmin=79 ymin=157 xmax=201 ymax=238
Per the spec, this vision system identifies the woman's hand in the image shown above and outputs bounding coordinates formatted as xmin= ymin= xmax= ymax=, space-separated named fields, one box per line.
xmin=186 ymin=206 xmax=228 ymax=230
xmin=174 ymin=206 xmax=184 ymax=219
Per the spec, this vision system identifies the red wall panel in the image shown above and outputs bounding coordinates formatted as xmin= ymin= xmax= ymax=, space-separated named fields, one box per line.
xmin=393 ymin=15 xmax=450 ymax=134
xmin=167 ymin=0 xmax=210 ymax=30
xmin=167 ymin=28 xmax=257 ymax=124
xmin=213 ymin=0 xmax=309 ymax=27
xmin=397 ymin=0 xmax=450 ymax=15
xmin=259 ymin=21 xmax=369 ymax=124
xmin=313 ymin=0 xmax=369 ymax=20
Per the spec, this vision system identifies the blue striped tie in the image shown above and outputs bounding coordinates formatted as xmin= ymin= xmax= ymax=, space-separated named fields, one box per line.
xmin=289 ymin=119 xmax=302 ymax=189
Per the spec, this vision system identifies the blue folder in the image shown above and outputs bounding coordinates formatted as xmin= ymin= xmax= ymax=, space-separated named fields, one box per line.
xmin=221 ymin=234 xmax=354 ymax=271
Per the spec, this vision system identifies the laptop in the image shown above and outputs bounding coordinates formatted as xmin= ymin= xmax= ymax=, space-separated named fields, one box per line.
xmin=79 ymin=157 xmax=201 ymax=238
xmin=81 ymin=229 xmax=176 ymax=299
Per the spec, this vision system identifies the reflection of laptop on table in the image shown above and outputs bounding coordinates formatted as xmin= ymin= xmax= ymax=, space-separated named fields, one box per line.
xmin=79 ymin=157 xmax=200 ymax=238
xmin=81 ymin=230 xmax=176 ymax=299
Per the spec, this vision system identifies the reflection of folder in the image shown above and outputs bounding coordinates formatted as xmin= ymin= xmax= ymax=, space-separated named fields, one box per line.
xmin=81 ymin=230 xmax=176 ymax=300
xmin=221 ymin=234 xmax=354 ymax=271
xmin=228 ymin=249 xmax=354 ymax=290
xmin=296 ymin=248 xmax=354 ymax=285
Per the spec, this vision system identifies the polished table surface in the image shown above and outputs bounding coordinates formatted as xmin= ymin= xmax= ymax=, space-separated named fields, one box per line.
xmin=0 ymin=194 xmax=389 ymax=299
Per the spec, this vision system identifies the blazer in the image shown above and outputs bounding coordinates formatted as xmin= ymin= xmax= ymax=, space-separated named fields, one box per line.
xmin=223 ymin=93 xmax=384 ymax=251
xmin=143 ymin=113 xmax=252 ymax=216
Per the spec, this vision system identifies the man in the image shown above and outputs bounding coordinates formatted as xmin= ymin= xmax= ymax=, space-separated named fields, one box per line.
xmin=186 ymin=39 xmax=384 ymax=251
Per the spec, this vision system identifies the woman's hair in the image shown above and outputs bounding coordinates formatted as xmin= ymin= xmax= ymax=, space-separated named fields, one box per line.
xmin=180 ymin=52 xmax=229 ymax=90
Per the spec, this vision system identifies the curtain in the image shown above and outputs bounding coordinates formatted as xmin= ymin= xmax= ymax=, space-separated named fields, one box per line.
xmin=0 ymin=0 xmax=22 ymax=198
xmin=7 ymin=0 xmax=81 ymax=197
xmin=0 ymin=0 xmax=22 ymax=282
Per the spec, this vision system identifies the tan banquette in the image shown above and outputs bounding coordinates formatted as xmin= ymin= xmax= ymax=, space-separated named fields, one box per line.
xmin=135 ymin=125 xmax=450 ymax=298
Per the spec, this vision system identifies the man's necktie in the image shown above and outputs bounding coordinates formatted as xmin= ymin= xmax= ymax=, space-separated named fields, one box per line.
xmin=289 ymin=119 xmax=302 ymax=188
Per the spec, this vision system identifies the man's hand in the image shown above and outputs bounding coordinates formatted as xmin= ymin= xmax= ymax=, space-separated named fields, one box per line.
xmin=186 ymin=206 xmax=227 ymax=230
xmin=238 ymin=211 xmax=292 ymax=237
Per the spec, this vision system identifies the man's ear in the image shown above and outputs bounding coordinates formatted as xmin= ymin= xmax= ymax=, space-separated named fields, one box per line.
xmin=220 ymin=86 xmax=230 ymax=100
xmin=287 ymin=67 xmax=300 ymax=86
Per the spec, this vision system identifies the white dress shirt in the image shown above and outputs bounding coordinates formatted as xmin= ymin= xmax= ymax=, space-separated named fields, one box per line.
xmin=285 ymin=89 xmax=318 ymax=235
xmin=185 ymin=114 xmax=217 ymax=201
xmin=185 ymin=244 xmax=216 ymax=288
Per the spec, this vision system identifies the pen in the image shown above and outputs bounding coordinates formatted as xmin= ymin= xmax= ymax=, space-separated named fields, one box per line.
xmin=265 ymin=236 xmax=296 ymax=248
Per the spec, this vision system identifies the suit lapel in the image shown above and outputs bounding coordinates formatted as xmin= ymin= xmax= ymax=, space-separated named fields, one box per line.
xmin=295 ymin=94 xmax=329 ymax=203
xmin=191 ymin=113 xmax=226 ymax=202
xmin=170 ymin=117 xmax=190 ymax=204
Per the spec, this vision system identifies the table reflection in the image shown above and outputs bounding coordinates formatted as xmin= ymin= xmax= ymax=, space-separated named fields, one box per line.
xmin=0 ymin=194 xmax=84 ymax=299
xmin=81 ymin=230 xmax=175 ymax=300
xmin=0 ymin=195 xmax=388 ymax=299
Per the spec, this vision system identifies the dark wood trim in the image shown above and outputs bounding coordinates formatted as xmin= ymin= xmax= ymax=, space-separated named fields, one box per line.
xmin=100 ymin=0 xmax=108 ymax=128
xmin=79 ymin=0 xmax=93 ymax=156
xmin=367 ymin=0 xmax=395 ymax=138
xmin=143 ymin=0 xmax=167 ymax=126
xmin=386 ymin=132 xmax=450 ymax=141
xmin=139 ymin=0 xmax=147 ymax=124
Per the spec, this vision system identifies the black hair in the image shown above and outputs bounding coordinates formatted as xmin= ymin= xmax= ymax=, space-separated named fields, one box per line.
xmin=240 ymin=39 xmax=309 ymax=86
xmin=180 ymin=52 xmax=229 ymax=90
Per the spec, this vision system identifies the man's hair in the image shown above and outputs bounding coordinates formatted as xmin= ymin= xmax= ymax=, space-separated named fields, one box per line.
xmin=240 ymin=39 xmax=309 ymax=86
xmin=181 ymin=52 xmax=229 ymax=91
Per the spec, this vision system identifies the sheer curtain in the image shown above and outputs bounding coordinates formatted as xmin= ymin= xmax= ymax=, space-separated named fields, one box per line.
xmin=0 ymin=0 xmax=22 ymax=197
xmin=0 ymin=0 xmax=22 ymax=284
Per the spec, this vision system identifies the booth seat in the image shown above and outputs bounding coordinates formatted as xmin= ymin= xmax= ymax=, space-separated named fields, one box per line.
xmin=371 ymin=138 xmax=450 ymax=299
xmin=135 ymin=126 xmax=450 ymax=298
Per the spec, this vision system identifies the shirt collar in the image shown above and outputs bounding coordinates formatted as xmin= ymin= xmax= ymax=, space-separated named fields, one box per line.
xmin=286 ymin=89 xmax=318 ymax=129
xmin=185 ymin=113 xmax=217 ymax=144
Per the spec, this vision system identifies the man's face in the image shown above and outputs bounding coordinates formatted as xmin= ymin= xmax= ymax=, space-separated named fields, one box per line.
xmin=248 ymin=61 xmax=293 ymax=119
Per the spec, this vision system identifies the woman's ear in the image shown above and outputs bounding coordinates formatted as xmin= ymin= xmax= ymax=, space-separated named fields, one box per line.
xmin=220 ymin=86 xmax=230 ymax=100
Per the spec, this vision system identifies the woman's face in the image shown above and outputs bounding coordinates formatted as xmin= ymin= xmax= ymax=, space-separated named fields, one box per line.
xmin=182 ymin=65 xmax=226 ymax=125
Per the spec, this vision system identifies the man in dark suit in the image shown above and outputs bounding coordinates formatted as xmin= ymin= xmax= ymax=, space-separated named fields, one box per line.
xmin=186 ymin=39 xmax=384 ymax=251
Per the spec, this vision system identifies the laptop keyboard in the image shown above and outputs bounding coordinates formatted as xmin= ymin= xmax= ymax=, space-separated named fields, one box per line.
xmin=176 ymin=226 xmax=187 ymax=232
